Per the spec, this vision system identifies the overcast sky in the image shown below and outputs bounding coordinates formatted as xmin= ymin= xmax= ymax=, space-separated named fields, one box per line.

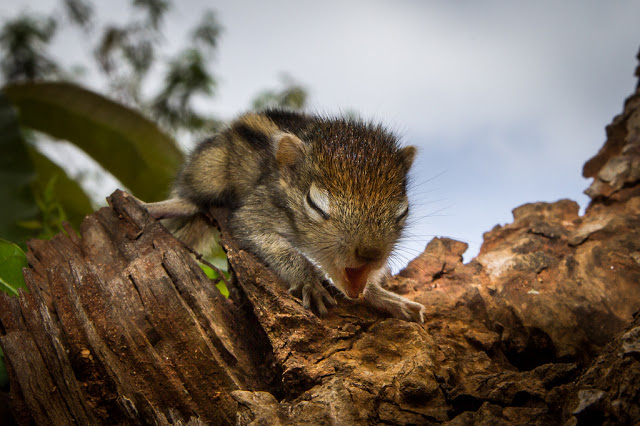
xmin=2 ymin=1 xmax=640 ymax=262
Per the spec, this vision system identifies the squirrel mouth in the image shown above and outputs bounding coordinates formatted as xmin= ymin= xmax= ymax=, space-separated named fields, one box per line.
xmin=344 ymin=265 xmax=373 ymax=299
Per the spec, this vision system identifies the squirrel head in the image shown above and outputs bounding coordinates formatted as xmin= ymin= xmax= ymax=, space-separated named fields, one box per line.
xmin=274 ymin=118 xmax=416 ymax=299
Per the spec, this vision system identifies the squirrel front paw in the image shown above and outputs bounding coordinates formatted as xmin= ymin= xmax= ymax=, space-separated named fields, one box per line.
xmin=387 ymin=298 xmax=426 ymax=324
xmin=288 ymin=280 xmax=337 ymax=317
xmin=363 ymin=283 xmax=426 ymax=323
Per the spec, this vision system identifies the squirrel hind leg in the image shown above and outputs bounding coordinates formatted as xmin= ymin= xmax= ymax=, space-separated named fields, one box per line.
xmin=140 ymin=198 xmax=201 ymax=220
xmin=132 ymin=195 xmax=218 ymax=253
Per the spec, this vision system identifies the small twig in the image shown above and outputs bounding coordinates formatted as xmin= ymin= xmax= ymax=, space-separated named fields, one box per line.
xmin=179 ymin=239 xmax=230 ymax=287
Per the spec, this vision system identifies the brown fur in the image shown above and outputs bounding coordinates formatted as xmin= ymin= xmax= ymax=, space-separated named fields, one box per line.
xmin=143 ymin=110 xmax=425 ymax=322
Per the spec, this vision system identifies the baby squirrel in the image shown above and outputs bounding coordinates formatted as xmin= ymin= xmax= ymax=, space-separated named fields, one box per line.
xmin=142 ymin=110 xmax=426 ymax=323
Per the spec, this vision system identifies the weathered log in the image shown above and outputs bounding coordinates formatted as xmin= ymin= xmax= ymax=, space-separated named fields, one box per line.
xmin=1 ymin=53 xmax=640 ymax=426
xmin=0 ymin=196 xmax=275 ymax=424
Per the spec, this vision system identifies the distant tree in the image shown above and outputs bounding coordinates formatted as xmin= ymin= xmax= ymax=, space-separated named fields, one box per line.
xmin=253 ymin=74 xmax=308 ymax=111
xmin=0 ymin=14 xmax=59 ymax=82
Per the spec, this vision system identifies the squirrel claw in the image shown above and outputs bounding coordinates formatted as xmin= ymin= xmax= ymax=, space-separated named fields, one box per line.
xmin=400 ymin=300 xmax=426 ymax=324
xmin=383 ymin=298 xmax=425 ymax=324
xmin=290 ymin=280 xmax=335 ymax=317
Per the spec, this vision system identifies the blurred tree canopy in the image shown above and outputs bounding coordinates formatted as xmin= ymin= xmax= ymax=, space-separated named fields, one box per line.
xmin=0 ymin=0 xmax=308 ymax=249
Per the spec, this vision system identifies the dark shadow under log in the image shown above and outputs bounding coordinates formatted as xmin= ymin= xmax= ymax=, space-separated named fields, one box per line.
xmin=2 ymin=53 xmax=640 ymax=426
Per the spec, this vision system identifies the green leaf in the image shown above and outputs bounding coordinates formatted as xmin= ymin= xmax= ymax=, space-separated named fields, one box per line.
xmin=0 ymin=92 xmax=39 ymax=245
xmin=216 ymin=281 xmax=229 ymax=298
xmin=198 ymin=264 xmax=229 ymax=298
xmin=27 ymin=146 xmax=93 ymax=228
xmin=0 ymin=239 xmax=28 ymax=297
xmin=200 ymin=263 xmax=218 ymax=280
xmin=3 ymin=82 xmax=184 ymax=202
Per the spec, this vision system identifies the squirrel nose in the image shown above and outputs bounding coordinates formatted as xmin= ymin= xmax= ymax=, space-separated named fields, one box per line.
xmin=355 ymin=246 xmax=383 ymax=263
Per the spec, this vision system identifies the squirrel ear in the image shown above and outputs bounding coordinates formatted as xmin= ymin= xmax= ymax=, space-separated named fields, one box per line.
xmin=400 ymin=145 xmax=417 ymax=171
xmin=275 ymin=132 xmax=305 ymax=167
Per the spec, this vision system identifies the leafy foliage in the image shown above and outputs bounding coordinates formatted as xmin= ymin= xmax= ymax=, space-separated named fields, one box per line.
xmin=18 ymin=175 xmax=69 ymax=240
xmin=0 ymin=239 xmax=28 ymax=297
xmin=253 ymin=75 xmax=308 ymax=111
xmin=133 ymin=0 xmax=170 ymax=29
xmin=0 ymin=91 xmax=93 ymax=245
xmin=152 ymin=49 xmax=215 ymax=130
xmin=0 ymin=240 xmax=26 ymax=297
xmin=90 ymin=1 xmax=218 ymax=131
xmin=62 ymin=0 xmax=94 ymax=29
xmin=0 ymin=92 xmax=38 ymax=245
xmin=0 ymin=14 xmax=58 ymax=82
xmin=191 ymin=10 xmax=222 ymax=51
xmin=199 ymin=264 xmax=230 ymax=298
xmin=27 ymin=146 xmax=93 ymax=232
xmin=4 ymin=82 xmax=183 ymax=202
xmin=95 ymin=23 xmax=157 ymax=106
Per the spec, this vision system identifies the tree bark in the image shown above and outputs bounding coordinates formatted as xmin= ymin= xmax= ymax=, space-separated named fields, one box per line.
xmin=2 ymin=54 xmax=640 ymax=426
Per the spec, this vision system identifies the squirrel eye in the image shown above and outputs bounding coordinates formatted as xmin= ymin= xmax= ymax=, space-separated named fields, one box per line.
xmin=306 ymin=184 xmax=330 ymax=220
xmin=396 ymin=201 xmax=409 ymax=223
